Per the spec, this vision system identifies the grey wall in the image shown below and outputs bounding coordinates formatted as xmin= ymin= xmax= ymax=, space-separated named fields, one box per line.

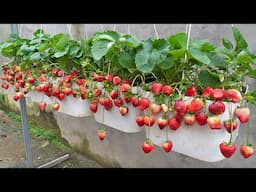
xmin=1 ymin=24 xmax=256 ymax=167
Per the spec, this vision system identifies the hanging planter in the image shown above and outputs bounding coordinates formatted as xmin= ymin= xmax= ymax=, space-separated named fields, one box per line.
xmin=57 ymin=95 xmax=92 ymax=117
xmin=149 ymin=98 xmax=240 ymax=162
xmin=25 ymin=90 xmax=53 ymax=105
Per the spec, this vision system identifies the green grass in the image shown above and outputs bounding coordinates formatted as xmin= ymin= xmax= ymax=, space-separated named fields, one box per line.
xmin=7 ymin=111 xmax=70 ymax=151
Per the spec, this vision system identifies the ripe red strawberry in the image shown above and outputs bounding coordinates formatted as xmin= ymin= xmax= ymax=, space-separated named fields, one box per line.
xmin=151 ymin=103 xmax=162 ymax=114
xmin=211 ymin=88 xmax=225 ymax=100
xmin=103 ymin=98 xmax=113 ymax=111
xmin=195 ymin=112 xmax=207 ymax=126
xmin=161 ymin=85 xmax=173 ymax=96
xmin=150 ymin=83 xmax=163 ymax=95
xmin=27 ymin=77 xmax=35 ymax=85
xmin=185 ymin=86 xmax=197 ymax=97
xmin=92 ymin=73 xmax=105 ymax=82
xmin=235 ymin=107 xmax=250 ymax=123
xmin=142 ymin=140 xmax=154 ymax=154
xmin=219 ymin=142 xmax=236 ymax=158
xmin=139 ymin=98 xmax=150 ymax=111
xmin=57 ymin=70 xmax=63 ymax=77
xmin=63 ymin=75 xmax=72 ymax=83
xmin=131 ymin=96 xmax=140 ymax=107
xmin=1 ymin=75 xmax=7 ymax=81
xmin=240 ymin=144 xmax=254 ymax=159
xmin=162 ymin=140 xmax=173 ymax=153
xmin=201 ymin=86 xmax=213 ymax=98
xmin=225 ymin=89 xmax=242 ymax=103
xmin=207 ymin=116 xmax=221 ymax=129
xmin=52 ymin=68 xmax=59 ymax=75
xmin=157 ymin=117 xmax=168 ymax=129
xmin=39 ymin=102 xmax=47 ymax=111
xmin=136 ymin=116 xmax=145 ymax=127
xmin=184 ymin=113 xmax=196 ymax=125
xmin=110 ymin=90 xmax=118 ymax=99
xmin=105 ymin=74 xmax=114 ymax=83
xmin=143 ymin=116 xmax=156 ymax=127
xmin=94 ymin=89 xmax=102 ymax=97
xmin=114 ymin=98 xmax=123 ymax=107
xmin=81 ymin=90 xmax=87 ymax=100
xmin=63 ymin=87 xmax=72 ymax=96
xmin=13 ymin=95 xmax=20 ymax=101
xmin=168 ymin=118 xmax=181 ymax=130
xmin=39 ymin=74 xmax=47 ymax=82
xmin=224 ymin=119 xmax=238 ymax=133
xmin=123 ymin=95 xmax=131 ymax=103
xmin=98 ymin=129 xmax=106 ymax=141
xmin=71 ymin=90 xmax=77 ymax=97
xmin=187 ymin=98 xmax=204 ymax=113
xmin=76 ymin=79 xmax=86 ymax=86
xmin=119 ymin=106 xmax=129 ymax=116
xmin=1 ymin=83 xmax=9 ymax=90
xmin=70 ymin=70 xmax=78 ymax=77
xmin=52 ymin=103 xmax=60 ymax=111
xmin=113 ymin=76 xmax=121 ymax=85
xmin=174 ymin=100 xmax=187 ymax=113
xmin=208 ymin=101 xmax=225 ymax=115
xmin=58 ymin=92 xmax=65 ymax=101
xmin=120 ymin=83 xmax=131 ymax=92
xmin=173 ymin=110 xmax=185 ymax=122
xmin=90 ymin=103 xmax=98 ymax=113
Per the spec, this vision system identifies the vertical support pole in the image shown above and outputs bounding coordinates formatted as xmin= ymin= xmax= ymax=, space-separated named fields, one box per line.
xmin=11 ymin=24 xmax=33 ymax=168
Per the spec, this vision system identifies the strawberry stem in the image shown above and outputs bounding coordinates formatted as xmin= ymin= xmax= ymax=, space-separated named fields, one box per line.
xmin=246 ymin=102 xmax=250 ymax=145
xmin=228 ymin=103 xmax=233 ymax=144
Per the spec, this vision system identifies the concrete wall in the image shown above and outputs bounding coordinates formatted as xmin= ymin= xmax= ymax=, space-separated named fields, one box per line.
xmin=1 ymin=24 xmax=256 ymax=167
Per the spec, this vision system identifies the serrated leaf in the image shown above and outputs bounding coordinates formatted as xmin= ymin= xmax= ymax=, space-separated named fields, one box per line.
xmin=118 ymin=51 xmax=135 ymax=69
xmin=209 ymin=54 xmax=227 ymax=68
xmin=189 ymin=48 xmax=210 ymax=64
xmin=216 ymin=47 xmax=234 ymax=59
xmin=125 ymin=36 xmax=141 ymax=48
xmin=135 ymin=50 xmax=154 ymax=73
xmin=198 ymin=70 xmax=220 ymax=88
xmin=232 ymin=26 xmax=248 ymax=51
xmin=69 ymin=45 xmax=80 ymax=57
xmin=221 ymin=38 xmax=233 ymax=49
xmin=91 ymin=40 xmax=111 ymax=61
xmin=158 ymin=56 xmax=175 ymax=69
xmin=152 ymin=39 xmax=169 ymax=51
xmin=149 ymin=49 xmax=162 ymax=64
xmin=237 ymin=50 xmax=255 ymax=64
xmin=168 ymin=33 xmax=187 ymax=49
xmin=56 ymin=34 xmax=69 ymax=50
xmin=30 ymin=52 xmax=41 ymax=61
xmin=94 ymin=31 xmax=120 ymax=42
xmin=54 ymin=45 xmax=69 ymax=58
xmin=169 ymin=49 xmax=185 ymax=58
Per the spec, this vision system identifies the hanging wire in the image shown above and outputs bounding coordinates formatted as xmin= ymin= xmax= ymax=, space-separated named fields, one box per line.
xmin=43 ymin=24 xmax=48 ymax=34
xmin=85 ymin=24 xmax=88 ymax=39
xmin=184 ymin=24 xmax=192 ymax=64
xmin=18 ymin=24 xmax=23 ymax=37
xmin=113 ymin=24 xmax=116 ymax=31
xmin=67 ymin=24 xmax=72 ymax=38
xmin=100 ymin=24 xmax=104 ymax=32
xmin=127 ymin=24 xmax=130 ymax=34
xmin=153 ymin=24 xmax=159 ymax=39
xmin=39 ymin=24 xmax=43 ymax=43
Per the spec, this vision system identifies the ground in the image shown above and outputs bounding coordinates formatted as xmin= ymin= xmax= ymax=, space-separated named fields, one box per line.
xmin=0 ymin=109 xmax=102 ymax=168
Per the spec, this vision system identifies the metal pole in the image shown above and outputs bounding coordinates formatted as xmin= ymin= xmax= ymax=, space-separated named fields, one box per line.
xmin=11 ymin=24 xmax=33 ymax=168
xmin=20 ymin=98 xmax=33 ymax=167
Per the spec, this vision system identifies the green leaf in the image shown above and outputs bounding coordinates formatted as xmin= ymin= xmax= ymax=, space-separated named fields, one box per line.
xmin=135 ymin=50 xmax=154 ymax=73
xmin=30 ymin=52 xmax=41 ymax=61
xmin=152 ymin=39 xmax=169 ymax=51
xmin=169 ymin=49 xmax=185 ymax=58
xmin=198 ymin=70 xmax=220 ymax=88
xmin=158 ymin=56 xmax=175 ymax=69
xmin=191 ymin=39 xmax=216 ymax=52
xmin=125 ymin=36 xmax=141 ymax=48
xmin=94 ymin=31 xmax=120 ymax=42
xmin=232 ymin=26 xmax=248 ymax=51
xmin=91 ymin=40 xmax=111 ymax=61
xmin=209 ymin=54 xmax=227 ymax=68
xmin=18 ymin=44 xmax=36 ymax=56
xmin=201 ymin=42 xmax=216 ymax=52
xmin=189 ymin=48 xmax=211 ymax=64
xmin=216 ymin=47 xmax=234 ymax=59
xmin=34 ymin=29 xmax=44 ymax=36
xmin=56 ymin=34 xmax=69 ymax=50
xmin=221 ymin=38 xmax=233 ymax=49
xmin=247 ymin=70 xmax=256 ymax=79
xmin=237 ymin=50 xmax=255 ymax=64
xmin=69 ymin=45 xmax=80 ymax=57
xmin=118 ymin=51 xmax=135 ymax=69
xmin=168 ymin=33 xmax=187 ymax=49
xmin=54 ymin=45 xmax=69 ymax=58
xmin=245 ymin=91 xmax=256 ymax=106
